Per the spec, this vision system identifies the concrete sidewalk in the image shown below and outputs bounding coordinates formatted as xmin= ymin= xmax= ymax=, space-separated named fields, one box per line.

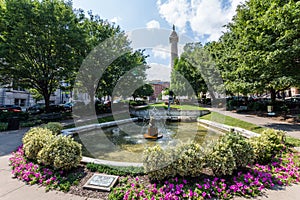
xmin=208 ymin=108 xmax=300 ymax=139
xmin=0 ymin=155 xmax=99 ymax=200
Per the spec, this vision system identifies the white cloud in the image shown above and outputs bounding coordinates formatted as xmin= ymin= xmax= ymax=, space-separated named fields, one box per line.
xmin=157 ymin=0 xmax=190 ymax=31
xmin=110 ymin=16 xmax=122 ymax=24
xmin=157 ymin=0 xmax=246 ymax=41
xmin=146 ymin=20 xmax=161 ymax=29
xmin=152 ymin=45 xmax=170 ymax=59
xmin=146 ymin=63 xmax=171 ymax=81
xmin=151 ymin=44 xmax=185 ymax=60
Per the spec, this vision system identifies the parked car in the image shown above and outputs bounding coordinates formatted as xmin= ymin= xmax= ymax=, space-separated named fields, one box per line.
xmin=63 ymin=102 xmax=74 ymax=112
xmin=285 ymin=96 xmax=300 ymax=103
xmin=292 ymin=94 xmax=300 ymax=98
xmin=48 ymin=104 xmax=65 ymax=113
xmin=0 ymin=105 xmax=22 ymax=113
xmin=27 ymin=103 xmax=45 ymax=114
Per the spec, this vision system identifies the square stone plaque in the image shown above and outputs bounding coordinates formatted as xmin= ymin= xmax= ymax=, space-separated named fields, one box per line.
xmin=83 ymin=173 xmax=119 ymax=191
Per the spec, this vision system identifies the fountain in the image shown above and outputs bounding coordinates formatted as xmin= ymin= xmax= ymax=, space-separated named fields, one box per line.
xmin=144 ymin=116 xmax=163 ymax=140
xmin=62 ymin=107 xmax=222 ymax=163
xmin=143 ymin=107 xmax=166 ymax=140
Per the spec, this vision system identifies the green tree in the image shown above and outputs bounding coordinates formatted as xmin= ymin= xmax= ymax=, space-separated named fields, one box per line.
xmin=29 ymin=89 xmax=43 ymax=103
xmin=132 ymin=84 xmax=154 ymax=101
xmin=0 ymin=0 xmax=86 ymax=112
xmin=171 ymin=42 xmax=225 ymax=100
xmin=171 ymin=43 xmax=207 ymax=98
xmin=215 ymin=0 xmax=300 ymax=102
xmin=75 ymin=12 xmax=148 ymax=107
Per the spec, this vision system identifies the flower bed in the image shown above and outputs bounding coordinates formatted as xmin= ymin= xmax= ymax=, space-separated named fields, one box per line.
xmin=9 ymin=127 xmax=300 ymax=199
xmin=9 ymin=145 xmax=83 ymax=192
xmin=110 ymin=153 xmax=300 ymax=199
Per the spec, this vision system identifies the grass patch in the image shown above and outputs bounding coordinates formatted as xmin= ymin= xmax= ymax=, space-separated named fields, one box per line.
xmin=199 ymin=111 xmax=266 ymax=133
xmin=63 ymin=112 xmax=130 ymax=129
xmin=150 ymin=103 xmax=207 ymax=111
xmin=286 ymin=136 xmax=300 ymax=147
xmin=86 ymin=163 xmax=144 ymax=176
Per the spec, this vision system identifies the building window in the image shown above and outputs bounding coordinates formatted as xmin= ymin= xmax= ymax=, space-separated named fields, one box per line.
xmin=14 ymin=98 xmax=26 ymax=107
xmin=20 ymin=99 xmax=26 ymax=106
xmin=14 ymin=99 xmax=18 ymax=106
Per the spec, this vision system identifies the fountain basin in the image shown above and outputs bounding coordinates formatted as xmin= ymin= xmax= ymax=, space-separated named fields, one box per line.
xmin=64 ymin=119 xmax=222 ymax=163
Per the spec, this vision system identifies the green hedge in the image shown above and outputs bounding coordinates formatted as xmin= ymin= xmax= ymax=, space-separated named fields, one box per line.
xmin=143 ymin=129 xmax=286 ymax=179
xmin=22 ymin=127 xmax=82 ymax=171
xmin=22 ymin=127 xmax=55 ymax=161
xmin=41 ymin=122 xmax=63 ymax=135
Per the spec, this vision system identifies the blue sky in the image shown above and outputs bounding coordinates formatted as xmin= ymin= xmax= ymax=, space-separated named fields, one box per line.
xmin=72 ymin=0 xmax=246 ymax=81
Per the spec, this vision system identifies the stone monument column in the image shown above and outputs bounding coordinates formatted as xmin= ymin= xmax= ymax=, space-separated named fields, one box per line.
xmin=169 ymin=25 xmax=179 ymax=69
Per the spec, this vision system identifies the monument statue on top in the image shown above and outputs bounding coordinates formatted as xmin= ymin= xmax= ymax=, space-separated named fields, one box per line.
xmin=169 ymin=24 xmax=179 ymax=69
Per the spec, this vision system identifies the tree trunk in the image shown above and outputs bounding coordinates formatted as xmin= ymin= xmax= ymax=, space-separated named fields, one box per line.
xmin=43 ymin=92 xmax=51 ymax=113
xmin=270 ymin=88 xmax=276 ymax=105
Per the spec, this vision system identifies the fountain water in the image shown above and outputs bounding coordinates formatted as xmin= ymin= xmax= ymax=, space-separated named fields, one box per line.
xmin=143 ymin=107 xmax=166 ymax=140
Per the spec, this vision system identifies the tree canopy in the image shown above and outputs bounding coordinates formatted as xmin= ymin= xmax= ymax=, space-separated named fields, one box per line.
xmin=0 ymin=0 xmax=86 ymax=111
xmin=132 ymin=84 xmax=154 ymax=100
xmin=214 ymin=0 xmax=300 ymax=102
xmin=171 ymin=43 xmax=207 ymax=98
xmin=0 ymin=0 xmax=149 ymax=112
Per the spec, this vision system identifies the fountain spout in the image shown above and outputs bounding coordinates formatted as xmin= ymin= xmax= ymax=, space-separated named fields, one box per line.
xmin=143 ymin=107 xmax=164 ymax=140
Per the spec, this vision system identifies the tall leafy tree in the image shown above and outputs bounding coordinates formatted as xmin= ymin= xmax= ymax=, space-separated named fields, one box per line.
xmin=0 ymin=0 xmax=86 ymax=111
xmin=171 ymin=42 xmax=225 ymax=100
xmin=216 ymin=0 xmax=300 ymax=102
xmin=171 ymin=43 xmax=207 ymax=98
xmin=75 ymin=11 xmax=148 ymax=107
xmin=132 ymin=84 xmax=154 ymax=101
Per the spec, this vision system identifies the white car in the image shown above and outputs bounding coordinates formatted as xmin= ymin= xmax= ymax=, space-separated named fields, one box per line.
xmin=292 ymin=94 xmax=300 ymax=98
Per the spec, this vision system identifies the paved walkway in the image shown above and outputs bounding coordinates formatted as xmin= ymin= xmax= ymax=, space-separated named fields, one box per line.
xmin=0 ymin=110 xmax=300 ymax=199
xmin=0 ymin=155 xmax=98 ymax=200
xmin=208 ymin=108 xmax=300 ymax=139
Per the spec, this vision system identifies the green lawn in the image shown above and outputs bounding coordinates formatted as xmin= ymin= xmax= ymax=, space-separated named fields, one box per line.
xmin=199 ymin=111 xmax=266 ymax=133
xmin=199 ymin=111 xmax=300 ymax=147
xmin=63 ymin=113 xmax=129 ymax=129
xmin=286 ymin=136 xmax=300 ymax=147
xmin=149 ymin=102 xmax=207 ymax=111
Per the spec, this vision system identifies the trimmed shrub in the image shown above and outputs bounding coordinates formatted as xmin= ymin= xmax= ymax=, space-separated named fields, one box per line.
xmin=0 ymin=122 xmax=8 ymax=131
xmin=250 ymin=129 xmax=286 ymax=164
xmin=206 ymin=132 xmax=254 ymax=176
xmin=143 ymin=142 xmax=207 ymax=180
xmin=143 ymin=145 xmax=175 ymax=180
xmin=37 ymin=135 xmax=82 ymax=170
xmin=41 ymin=122 xmax=63 ymax=135
xmin=222 ymin=132 xmax=254 ymax=168
xmin=174 ymin=143 xmax=206 ymax=177
xmin=22 ymin=127 xmax=55 ymax=160
xmin=206 ymin=140 xmax=236 ymax=176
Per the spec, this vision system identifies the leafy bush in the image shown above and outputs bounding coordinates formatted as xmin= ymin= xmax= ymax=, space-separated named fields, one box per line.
xmin=37 ymin=135 xmax=82 ymax=170
xmin=143 ymin=145 xmax=174 ymax=180
xmin=206 ymin=140 xmax=236 ymax=176
xmin=0 ymin=122 xmax=8 ymax=131
xmin=223 ymin=132 xmax=254 ymax=168
xmin=206 ymin=132 xmax=254 ymax=176
xmin=0 ymin=112 xmax=28 ymax=122
xmin=20 ymin=119 xmax=42 ymax=127
xmin=173 ymin=143 xmax=206 ymax=177
xmin=250 ymin=129 xmax=286 ymax=164
xmin=22 ymin=127 xmax=55 ymax=160
xmin=143 ymin=142 xmax=207 ymax=180
xmin=9 ymin=146 xmax=84 ymax=192
xmin=41 ymin=122 xmax=63 ymax=135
